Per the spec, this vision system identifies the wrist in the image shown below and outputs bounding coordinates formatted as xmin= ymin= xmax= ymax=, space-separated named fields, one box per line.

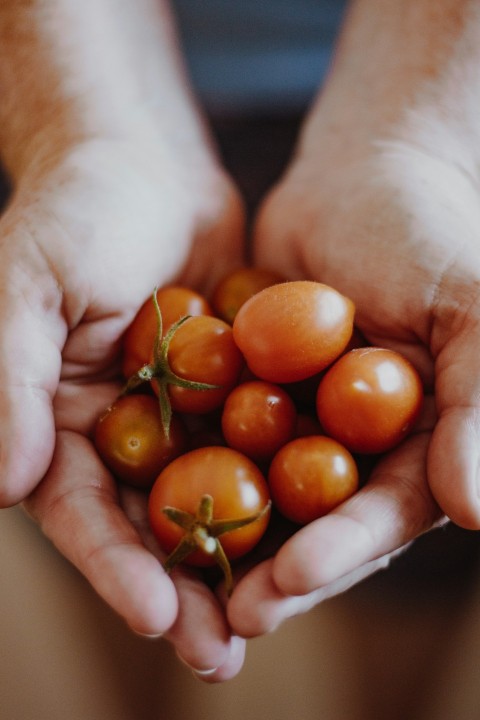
xmin=297 ymin=0 xmax=480 ymax=164
xmin=0 ymin=0 xmax=213 ymax=181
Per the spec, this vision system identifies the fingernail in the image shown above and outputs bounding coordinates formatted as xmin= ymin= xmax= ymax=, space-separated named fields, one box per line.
xmin=176 ymin=652 xmax=218 ymax=678
xmin=191 ymin=667 xmax=219 ymax=680
xmin=135 ymin=631 xmax=163 ymax=640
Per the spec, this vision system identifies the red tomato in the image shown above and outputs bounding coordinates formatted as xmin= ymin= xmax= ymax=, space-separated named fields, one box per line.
xmin=221 ymin=380 xmax=297 ymax=462
xmin=94 ymin=394 xmax=188 ymax=489
xmin=122 ymin=286 xmax=212 ymax=378
xmin=148 ymin=446 xmax=271 ymax=566
xmin=211 ymin=267 xmax=285 ymax=324
xmin=153 ymin=315 xmax=244 ymax=414
xmin=316 ymin=347 xmax=423 ymax=454
xmin=268 ymin=436 xmax=359 ymax=524
xmin=233 ymin=281 xmax=355 ymax=383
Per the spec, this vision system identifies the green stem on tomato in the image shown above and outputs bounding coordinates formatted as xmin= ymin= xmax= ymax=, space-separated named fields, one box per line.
xmin=121 ymin=289 xmax=220 ymax=438
xmin=162 ymin=494 xmax=271 ymax=596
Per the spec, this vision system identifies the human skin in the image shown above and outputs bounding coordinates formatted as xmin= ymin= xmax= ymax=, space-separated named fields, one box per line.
xmin=2 ymin=0 xmax=480 ymax=684
xmin=0 ymin=0 xmax=246 ymax=678
xmin=227 ymin=0 xmax=480 ymax=638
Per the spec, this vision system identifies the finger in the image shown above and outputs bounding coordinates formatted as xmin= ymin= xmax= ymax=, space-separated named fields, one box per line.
xmin=120 ymin=485 xmax=245 ymax=678
xmin=165 ymin=571 xmax=234 ymax=674
xmin=24 ymin=431 xmax=178 ymax=635
xmin=188 ymin=636 xmax=247 ymax=684
xmin=168 ymin=573 xmax=247 ymax=681
xmin=228 ymin=552 xmax=399 ymax=639
xmin=0 ymin=275 xmax=65 ymax=506
xmin=428 ymin=316 xmax=480 ymax=529
xmin=178 ymin=181 xmax=247 ymax=296
xmin=270 ymin=433 xmax=442 ymax=597
xmin=252 ymin=186 xmax=306 ymax=281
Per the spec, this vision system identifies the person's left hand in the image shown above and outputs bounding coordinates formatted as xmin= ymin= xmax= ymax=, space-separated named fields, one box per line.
xmin=225 ymin=0 xmax=480 ymax=635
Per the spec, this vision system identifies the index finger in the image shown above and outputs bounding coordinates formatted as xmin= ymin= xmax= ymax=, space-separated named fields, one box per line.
xmin=24 ymin=430 xmax=179 ymax=636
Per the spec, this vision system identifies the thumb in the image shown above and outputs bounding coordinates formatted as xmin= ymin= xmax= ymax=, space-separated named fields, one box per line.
xmin=252 ymin=181 xmax=310 ymax=280
xmin=428 ymin=304 xmax=480 ymax=529
xmin=177 ymin=179 xmax=248 ymax=295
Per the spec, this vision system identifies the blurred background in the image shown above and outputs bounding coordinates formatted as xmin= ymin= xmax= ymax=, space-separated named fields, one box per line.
xmin=1 ymin=501 xmax=480 ymax=720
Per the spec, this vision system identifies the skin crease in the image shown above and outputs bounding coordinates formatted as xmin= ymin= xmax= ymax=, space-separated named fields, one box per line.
xmin=1 ymin=0 xmax=480 ymax=683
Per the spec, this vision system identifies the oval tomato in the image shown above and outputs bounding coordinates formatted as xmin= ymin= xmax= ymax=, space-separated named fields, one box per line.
xmin=316 ymin=347 xmax=423 ymax=454
xmin=94 ymin=394 xmax=188 ymax=489
xmin=148 ymin=446 xmax=271 ymax=566
xmin=122 ymin=286 xmax=212 ymax=378
xmin=232 ymin=281 xmax=355 ymax=383
xmin=211 ymin=267 xmax=285 ymax=324
xmin=221 ymin=380 xmax=297 ymax=462
xmin=268 ymin=435 xmax=359 ymax=524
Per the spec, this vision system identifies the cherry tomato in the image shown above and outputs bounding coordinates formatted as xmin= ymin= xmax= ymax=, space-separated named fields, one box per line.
xmin=153 ymin=315 xmax=244 ymax=414
xmin=316 ymin=347 xmax=423 ymax=454
xmin=211 ymin=267 xmax=285 ymax=324
xmin=221 ymin=380 xmax=297 ymax=462
xmin=94 ymin=394 xmax=188 ymax=489
xmin=148 ymin=446 xmax=271 ymax=566
xmin=268 ymin=435 xmax=359 ymax=525
xmin=233 ymin=280 xmax=355 ymax=383
xmin=122 ymin=286 xmax=212 ymax=378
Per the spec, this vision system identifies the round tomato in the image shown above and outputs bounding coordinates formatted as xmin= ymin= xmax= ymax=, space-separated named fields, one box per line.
xmin=211 ymin=267 xmax=285 ymax=324
xmin=316 ymin=347 xmax=423 ymax=454
xmin=153 ymin=315 xmax=244 ymax=414
xmin=94 ymin=394 xmax=188 ymax=489
xmin=232 ymin=281 xmax=355 ymax=383
xmin=268 ymin=435 xmax=359 ymax=525
xmin=148 ymin=446 xmax=271 ymax=566
xmin=221 ymin=380 xmax=297 ymax=462
xmin=122 ymin=286 xmax=212 ymax=378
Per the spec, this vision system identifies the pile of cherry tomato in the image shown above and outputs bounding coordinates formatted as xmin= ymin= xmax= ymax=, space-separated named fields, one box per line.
xmin=94 ymin=269 xmax=424 ymax=593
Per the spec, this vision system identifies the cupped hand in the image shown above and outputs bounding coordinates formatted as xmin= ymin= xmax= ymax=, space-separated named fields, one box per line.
xmin=0 ymin=135 xmax=246 ymax=677
xmin=228 ymin=3 xmax=480 ymax=636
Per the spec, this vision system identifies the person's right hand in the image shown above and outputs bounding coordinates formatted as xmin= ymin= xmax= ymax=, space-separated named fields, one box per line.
xmin=0 ymin=133 xmax=247 ymax=679
xmin=0 ymin=0 xmax=254 ymax=680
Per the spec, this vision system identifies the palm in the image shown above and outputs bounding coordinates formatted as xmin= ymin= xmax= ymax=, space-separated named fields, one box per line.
xmin=226 ymin=121 xmax=480 ymax=638
xmin=0 ymin=139 xmax=246 ymax=676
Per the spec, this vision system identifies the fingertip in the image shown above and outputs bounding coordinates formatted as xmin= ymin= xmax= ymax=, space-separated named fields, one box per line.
xmin=428 ymin=413 xmax=480 ymax=530
xmin=272 ymin=550 xmax=312 ymax=597
xmin=228 ymin=560 xmax=288 ymax=638
xmin=272 ymin=523 xmax=340 ymax=597
xmin=179 ymin=635 xmax=247 ymax=684
xmin=193 ymin=635 xmax=247 ymax=683
xmin=164 ymin=570 xmax=235 ymax=673
xmin=125 ymin=560 xmax=179 ymax=637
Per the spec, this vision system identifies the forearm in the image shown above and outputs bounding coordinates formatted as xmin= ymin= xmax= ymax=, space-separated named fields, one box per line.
xmin=302 ymin=0 xmax=480 ymax=156
xmin=337 ymin=0 xmax=478 ymax=93
xmin=0 ymin=0 xmax=210 ymax=179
